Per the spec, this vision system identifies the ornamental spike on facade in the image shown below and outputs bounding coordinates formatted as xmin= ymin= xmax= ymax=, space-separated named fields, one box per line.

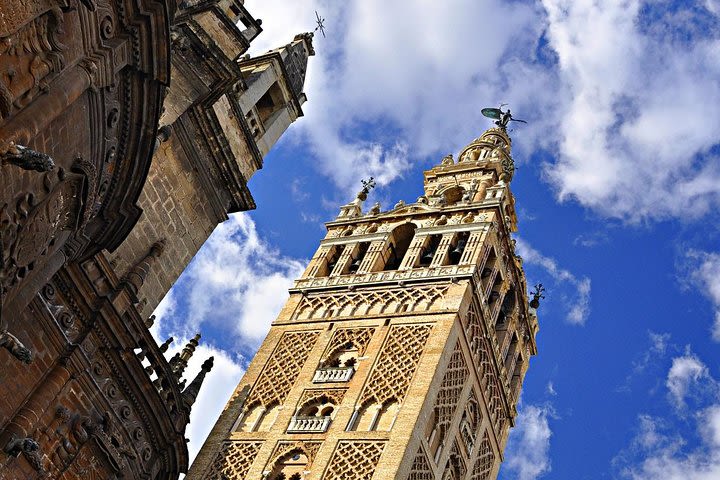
xmin=188 ymin=126 xmax=539 ymax=480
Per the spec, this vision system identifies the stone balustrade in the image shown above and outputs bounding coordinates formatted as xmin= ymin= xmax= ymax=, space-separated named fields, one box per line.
xmin=313 ymin=366 xmax=355 ymax=383
xmin=287 ymin=415 xmax=332 ymax=433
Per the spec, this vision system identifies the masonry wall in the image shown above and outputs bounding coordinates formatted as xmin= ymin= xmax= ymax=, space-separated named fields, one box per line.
xmin=107 ymin=136 xmax=221 ymax=318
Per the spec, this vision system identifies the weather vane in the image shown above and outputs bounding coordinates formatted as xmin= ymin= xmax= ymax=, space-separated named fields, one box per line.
xmin=357 ymin=177 xmax=376 ymax=201
xmin=314 ymin=10 xmax=326 ymax=38
xmin=481 ymin=103 xmax=527 ymax=130
xmin=529 ymin=283 xmax=546 ymax=309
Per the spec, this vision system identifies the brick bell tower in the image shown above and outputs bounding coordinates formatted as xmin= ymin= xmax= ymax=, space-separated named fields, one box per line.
xmin=188 ymin=125 xmax=542 ymax=480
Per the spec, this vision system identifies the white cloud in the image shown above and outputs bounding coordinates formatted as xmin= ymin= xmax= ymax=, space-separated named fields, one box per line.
xmin=514 ymin=237 xmax=591 ymax=325
xmin=246 ymin=0 xmax=554 ymax=194
xmin=666 ymin=352 xmax=711 ymax=410
xmin=153 ymin=213 xmax=306 ymax=349
xmin=619 ymin=351 xmax=720 ymax=480
xmin=503 ymin=404 xmax=554 ymax=480
xmin=542 ymin=0 xmax=720 ymax=222
xmin=247 ymin=0 xmax=720 ymax=222
xmin=686 ymin=250 xmax=720 ymax=341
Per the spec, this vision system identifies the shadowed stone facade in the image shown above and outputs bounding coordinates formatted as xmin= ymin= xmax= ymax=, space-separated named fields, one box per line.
xmin=188 ymin=127 xmax=542 ymax=480
xmin=0 ymin=0 xmax=313 ymax=478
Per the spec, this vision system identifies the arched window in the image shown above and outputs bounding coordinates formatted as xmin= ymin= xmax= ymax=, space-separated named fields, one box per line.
xmin=374 ymin=400 xmax=400 ymax=431
xmin=496 ymin=288 xmax=516 ymax=327
xmin=236 ymin=403 xmax=264 ymax=432
xmin=384 ymin=223 xmax=417 ymax=270
xmin=256 ymin=403 xmax=281 ymax=431
xmin=351 ymin=402 xmax=382 ymax=431
xmin=314 ymin=342 xmax=358 ymax=383
xmin=268 ymin=451 xmax=309 ymax=480
xmin=489 ymin=274 xmax=503 ymax=310
xmin=289 ymin=396 xmax=337 ymax=433
xmin=482 ymin=247 xmax=497 ymax=283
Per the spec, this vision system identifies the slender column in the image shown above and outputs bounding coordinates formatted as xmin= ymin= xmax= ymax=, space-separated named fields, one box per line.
xmin=0 ymin=362 xmax=71 ymax=446
xmin=399 ymin=235 xmax=427 ymax=270
xmin=0 ymin=64 xmax=92 ymax=145
xmin=329 ymin=244 xmax=354 ymax=277
xmin=357 ymin=240 xmax=387 ymax=274
xmin=430 ymin=233 xmax=455 ymax=267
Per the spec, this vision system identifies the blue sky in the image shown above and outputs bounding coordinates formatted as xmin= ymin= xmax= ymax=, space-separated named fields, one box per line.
xmin=155 ymin=1 xmax=720 ymax=478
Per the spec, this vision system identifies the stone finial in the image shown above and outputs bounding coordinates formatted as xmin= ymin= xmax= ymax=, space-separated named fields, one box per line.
xmin=368 ymin=202 xmax=380 ymax=215
xmin=122 ymin=240 xmax=166 ymax=296
xmin=170 ymin=333 xmax=200 ymax=378
xmin=145 ymin=314 xmax=156 ymax=328
xmin=182 ymin=356 xmax=215 ymax=410
xmin=529 ymin=284 xmax=546 ymax=309
xmin=440 ymin=153 xmax=454 ymax=166
xmin=159 ymin=336 xmax=174 ymax=353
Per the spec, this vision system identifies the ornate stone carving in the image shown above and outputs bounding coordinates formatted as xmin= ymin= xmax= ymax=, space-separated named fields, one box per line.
xmin=323 ymin=441 xmax=385 ymax=480
xmin=470 ymin=431 xmax=495 ymax=480
xmin=407 ymin=447 xmax=433 ymax=480
xmin=322 ymin=326 xmax=375 ymax=361
xmin=432 ymin=342 xmax=469 ymax=452
xmin=296 ymin=388 xmax=347 ymax=411
xmin=1 ymin=143 xmax=54 ymax=171
xmin=242 ymin=330 xmax=320 ymax=408
xmin=266 ymin=441 xmax=322 ymax=471
xmin=206 ymin=441 xmax=263 ymax=479
xmin=0 ymin=3 xmax=65 ymax=119
xmin=0 ymin=329 xmax=32 ymax=363
xmin=295 ymin=285 xmax=449 ymax=320
xmin=359 ymin=324 xmax=432 ymax=406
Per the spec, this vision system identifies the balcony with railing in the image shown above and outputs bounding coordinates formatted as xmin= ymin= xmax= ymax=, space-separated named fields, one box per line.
xmin=312 ymin=366 xmax=355 ymax=383
xmin=287 ymin=415 xmax=332 ymax=433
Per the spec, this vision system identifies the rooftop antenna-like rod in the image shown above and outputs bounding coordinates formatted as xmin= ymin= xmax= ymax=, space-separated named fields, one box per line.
xmin=314 ymin=10 xmax=326 ymax=38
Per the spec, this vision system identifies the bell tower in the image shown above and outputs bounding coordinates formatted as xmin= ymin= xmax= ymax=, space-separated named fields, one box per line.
xmin=188 ymin=126 xmax=541 ymax=480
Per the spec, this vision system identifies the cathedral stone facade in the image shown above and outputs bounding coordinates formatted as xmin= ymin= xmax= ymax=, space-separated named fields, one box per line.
xmin=188 ymin=127 xmax=542 ymax=480
xmin=0 ymin=0 xmax=313 ymax=478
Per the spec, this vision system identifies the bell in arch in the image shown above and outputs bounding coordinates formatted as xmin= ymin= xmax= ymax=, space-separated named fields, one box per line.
xmin=449 ymin=235 xmax=468 ymax=264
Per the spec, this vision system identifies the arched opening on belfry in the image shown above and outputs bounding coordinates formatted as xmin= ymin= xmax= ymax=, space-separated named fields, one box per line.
xmin=256 ymin=81 xmax=285 ymax=124
xmin=384 ymin=223 xmax=417 ymax=270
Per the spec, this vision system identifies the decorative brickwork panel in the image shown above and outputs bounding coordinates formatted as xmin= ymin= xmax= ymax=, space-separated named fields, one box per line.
xmin=471 ymin=431 xmax=495 ymax=480
xmin=243 ymin=330 xmax=321 ymax=407
xmin=295 ymin=286 xmax=449 ymax=320
xmin=442 ymin=441 xmax=467 ymax=480
xmin=322 ymin=441 xmax=385 ymax=480
xmin=407 ymin=447 xmax=433 ymax=480
xmin=206 ymin=441 xmax=263 ymax=479
xmin=266 ymin=441 xmax=323 ymax=471
xmin=359 ymin=324 xmax=433 ymax=406
xmin=324 ymin=327 xmax=376 ymax=359
xmin=434 ymin=342 xmax=469 ymax=448
xmin=297 ymin=388 xmax=348 ymax=410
